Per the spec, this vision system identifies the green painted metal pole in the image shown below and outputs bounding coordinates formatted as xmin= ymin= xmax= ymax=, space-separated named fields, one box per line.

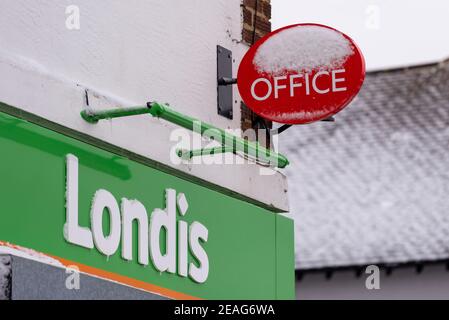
xmin=148 ymin=102 xmax=289 ymax=168
xmin=177 ymin=146 xmax=235 ymax=160
xmin=81 ymin=107 xmax=151 ymax=123
xmin=80 ymin=102 xmax=289 ymax=168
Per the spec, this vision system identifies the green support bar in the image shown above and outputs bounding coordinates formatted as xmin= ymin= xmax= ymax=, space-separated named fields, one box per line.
xmin=80 ymin=102 xmax=290 ymax=168
xmin=81 ymin=107 xmax=152 ymax=124
xmin=177 ymin=146 xmax=235 ymax=160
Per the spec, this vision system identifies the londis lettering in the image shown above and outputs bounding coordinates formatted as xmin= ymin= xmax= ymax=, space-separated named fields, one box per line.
xmin=64 ymin=154 xmax=209 ymax=284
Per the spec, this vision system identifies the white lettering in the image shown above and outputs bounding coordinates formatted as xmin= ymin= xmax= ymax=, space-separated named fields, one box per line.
xmin=304 ymin=73 xmax=311 ymax=95
xmin=177 ymin=193 xmax=189 ymax=277
xmin=65 ymin=5 xmax=80 ymax=30
xmin=273 ymin=76 xmax=287 ymax=99
xmin=251 ymin=78 xmax=272 ymax=101
xmin=289 ymin=74 xmax=303 ymax=97
xmin=64 ymin=155 xmax=209 ymax=283
xmin=64 ymin=154 xmax=94 ymax=249
xmin=178 ymin=221 xmax=189 ymax=277
xmin=149 ymin=189 xmax=177 ymax=274
xmin=121 ymin=199 xmax=149 ymax=265
xmin=250 ymin=70 xmax=348 ymax=100
xmin=91 ymin=190 xmax=121 ymax=257
xmin=65 ymin=265 xmax=80 ymax=290
xmin=332 ymin=69 xmax=347 ymax=92
xmin=365 ymin=265 xmax=381 ymax=289
xmin=312 ymin=71 xmax=330 ymax=94
xmin=189 ymin=222 xmax=209 ymax=284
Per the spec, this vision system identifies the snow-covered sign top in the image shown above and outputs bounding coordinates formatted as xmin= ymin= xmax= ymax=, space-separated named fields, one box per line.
xmin=237 ymin=24 xmax=365 ymax=125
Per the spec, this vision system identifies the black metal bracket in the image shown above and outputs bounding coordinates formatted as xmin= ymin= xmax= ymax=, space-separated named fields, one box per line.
xmin=218 ymin=77 xmax=237 ymax=86
xmin=271 ymin=124 xmax=292 ymax=135
xmin=217 ymin=45 xmax=234 ymax=119
xmin=321 ymin=116 xmax=336 ymax=122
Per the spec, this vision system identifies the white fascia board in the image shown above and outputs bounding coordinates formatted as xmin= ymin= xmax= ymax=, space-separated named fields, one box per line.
xmin=0 ymin=51 xmax=289 ymax=212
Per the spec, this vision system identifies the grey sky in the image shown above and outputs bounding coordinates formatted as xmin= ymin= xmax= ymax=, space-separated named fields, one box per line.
xmin=272 ymin=0 xmax=449 ymax=71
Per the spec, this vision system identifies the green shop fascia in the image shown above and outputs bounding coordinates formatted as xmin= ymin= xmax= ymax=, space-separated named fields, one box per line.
xmin=0 ymin=101 xmax=295 ymax=300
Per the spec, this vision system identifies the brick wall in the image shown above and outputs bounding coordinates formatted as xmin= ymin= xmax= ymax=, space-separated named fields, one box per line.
xmin=241 ymin=0 xmax=272 ymax=147
xmin=242 ymin=0 xmax=272 ymax=44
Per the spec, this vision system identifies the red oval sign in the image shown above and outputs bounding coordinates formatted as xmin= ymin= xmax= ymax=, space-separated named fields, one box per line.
xmin=237 ymin=23 xmax=366 ymax=124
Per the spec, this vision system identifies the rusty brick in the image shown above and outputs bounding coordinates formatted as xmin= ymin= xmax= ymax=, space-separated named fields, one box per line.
xmin=252 ymin=32 xmax=263 ymax=43
xmin=242 ymin=28 xmax=253 ymax=45
xmin=240 ymin=0 xmax=272 ymax=147
xmin=255 ymin=18 xmax=271 ymax=36
xmin=243 ymin=0 xmax=257 ymax=10
xmin=259 ymin=1 xmax=271 ymax=19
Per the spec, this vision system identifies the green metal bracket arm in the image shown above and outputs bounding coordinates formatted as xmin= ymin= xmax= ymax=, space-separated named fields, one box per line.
xmin=177 ymin=146 xmax=235 ymax=160
xmin=80 ymin=102 xmax=290 ymax=168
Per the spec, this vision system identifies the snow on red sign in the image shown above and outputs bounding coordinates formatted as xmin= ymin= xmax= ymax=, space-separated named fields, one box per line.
xmin=237 ymin=23 xmax=366 ymax=124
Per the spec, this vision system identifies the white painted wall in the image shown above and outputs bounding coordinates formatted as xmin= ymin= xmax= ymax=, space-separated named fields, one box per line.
xmin=297 ymin=264 xmax=449 ymax=299
xmin=0 ymin=0 xmax=288 ymax=211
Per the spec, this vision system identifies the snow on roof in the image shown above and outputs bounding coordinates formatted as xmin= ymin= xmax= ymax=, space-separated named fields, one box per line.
xmin=254 ymin=25 xmax=354 ymax=75
xmin=280 ymin=60 xmax=449 ymax=270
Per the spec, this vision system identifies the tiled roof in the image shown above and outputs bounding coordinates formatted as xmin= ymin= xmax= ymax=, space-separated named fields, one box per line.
xmin=280 ymin=60 xmax=449 ymax=270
